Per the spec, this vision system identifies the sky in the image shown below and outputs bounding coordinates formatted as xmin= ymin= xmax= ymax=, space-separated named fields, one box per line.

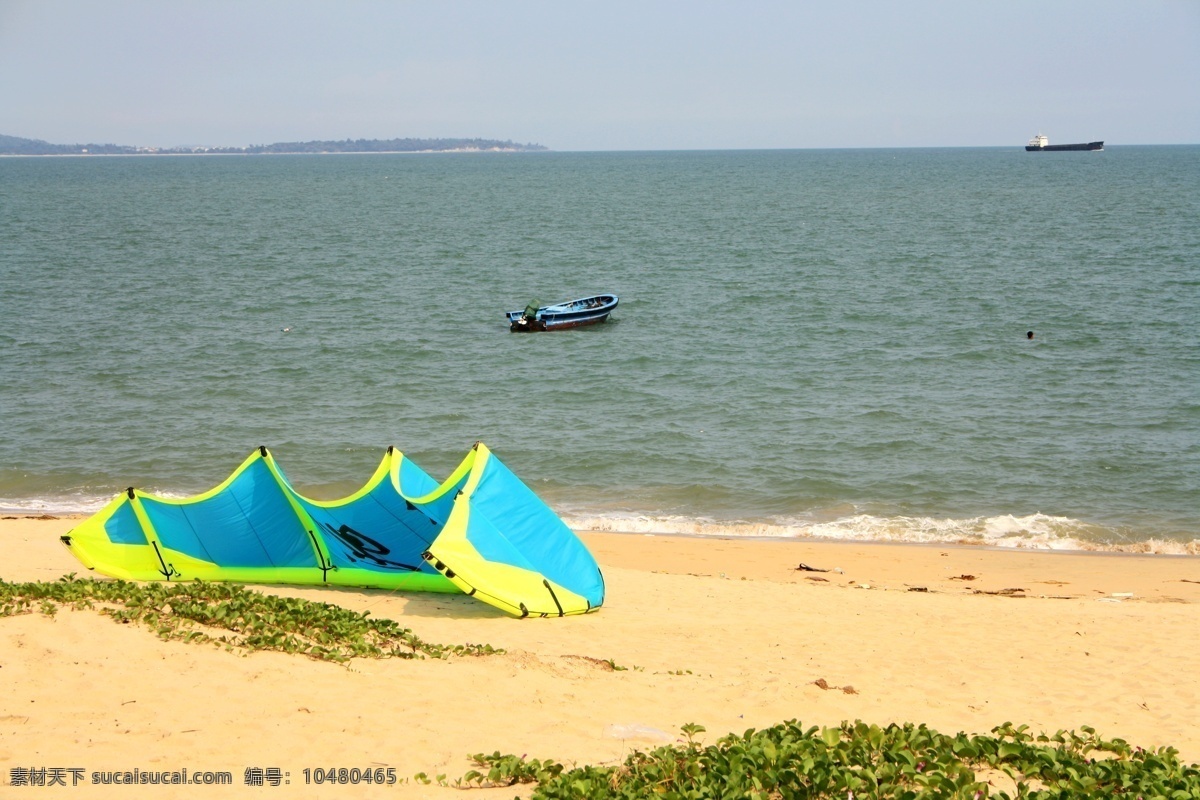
xmin=1 ymin=1 xmax=1197 ymax=151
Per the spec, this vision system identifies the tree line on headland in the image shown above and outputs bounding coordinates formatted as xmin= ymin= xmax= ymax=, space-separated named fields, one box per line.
xmin=0 ymin=134 xmax=548 ymax=155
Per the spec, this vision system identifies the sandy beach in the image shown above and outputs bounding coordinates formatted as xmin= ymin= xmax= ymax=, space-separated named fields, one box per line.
xmin=2 ymin=514 xmax=1198 ymax=797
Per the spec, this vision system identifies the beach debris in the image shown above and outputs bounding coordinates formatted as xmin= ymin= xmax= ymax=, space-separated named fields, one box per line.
xmin=972 ymin=587 xmax=1026 ymax=597
xmin=1111 ymin=592 xmax=1134 ymax=598
xmin=603 ymin=723 xmax=673 ymax=742
xmin=1180 ymin=579 xmax=1200 ymax=585
xmin=562 ymin=655 xmax=628 ymax=672
xmin=795 ymin=563 xmax=830 ymax=573
xmin=950 ymin=574 xmax=977 ymax=581
xmin=813 ymin=678 xmax=858 ymax=695
xmin=907 ymin=586 xmax=929 ymax=592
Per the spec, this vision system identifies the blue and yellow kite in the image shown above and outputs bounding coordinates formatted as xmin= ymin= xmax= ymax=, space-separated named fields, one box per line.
xmin=61 ymin=443 xmax=604 ymax=617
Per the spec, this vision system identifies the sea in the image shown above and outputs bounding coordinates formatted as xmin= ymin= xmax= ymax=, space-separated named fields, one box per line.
xmin=1 ymin=147 xmax=1197 ymax=554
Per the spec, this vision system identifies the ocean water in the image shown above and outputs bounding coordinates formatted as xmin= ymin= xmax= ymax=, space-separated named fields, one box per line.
xmin=1 ymin=147 xmax=1197 ymax=553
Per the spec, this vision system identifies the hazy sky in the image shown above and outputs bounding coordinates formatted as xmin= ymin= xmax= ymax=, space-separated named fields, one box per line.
xmin=2 ymin=0 xmax=1197 ymax=150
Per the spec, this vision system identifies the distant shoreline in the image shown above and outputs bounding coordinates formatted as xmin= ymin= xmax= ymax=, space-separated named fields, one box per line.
xmin=0 ymin=149 xmax=546 ymax=158
xmin=0 ymin=133 xmax=549 ymax=156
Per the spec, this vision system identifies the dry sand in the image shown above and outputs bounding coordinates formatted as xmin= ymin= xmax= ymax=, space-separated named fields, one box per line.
xmin=2 ymin=514 xmax=1198 ymax=797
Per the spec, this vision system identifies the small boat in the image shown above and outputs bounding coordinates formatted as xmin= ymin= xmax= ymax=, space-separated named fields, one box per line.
xmin=507 ymin=294 xmax=618 ymax=332
xmin=1025 ymin=134 xmax=1103 ymax=152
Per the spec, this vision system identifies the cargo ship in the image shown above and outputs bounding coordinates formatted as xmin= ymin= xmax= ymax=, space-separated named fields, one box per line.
xmin=1025 ymin=134 xmax=1103 ymax=152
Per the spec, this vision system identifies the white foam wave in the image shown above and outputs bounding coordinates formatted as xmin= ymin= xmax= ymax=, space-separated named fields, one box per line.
xmin=0 ymin=488 xmax=192 ymax=515
xmin=4 ymin=494 xmax=1196 ymax=556
xmin=0 ymin=495 xmax=109 ymax=515
xmin=563 ymin=512 xmax=1200 ymax=555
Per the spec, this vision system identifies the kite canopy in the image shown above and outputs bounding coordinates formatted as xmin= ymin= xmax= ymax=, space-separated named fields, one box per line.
xmin=61 ymin=443 xmax=604 ymax=617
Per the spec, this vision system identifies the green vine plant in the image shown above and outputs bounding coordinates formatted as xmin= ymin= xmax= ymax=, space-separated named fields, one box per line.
xmin=458 ymin=719 xmax=1200 ymax=798
xmin=0 ymin=576 xmax=501 ymax=663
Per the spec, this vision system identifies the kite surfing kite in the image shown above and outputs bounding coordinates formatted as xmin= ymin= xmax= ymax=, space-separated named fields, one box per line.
xmin=61 ymin=443 xmax=604 ymax=618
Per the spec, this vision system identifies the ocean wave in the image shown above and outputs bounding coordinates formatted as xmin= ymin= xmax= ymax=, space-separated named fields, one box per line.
xmin=4 ymin=492 xmax=1196 ymax=556
xmin=563 ymin=512 xmax=1200 ymax=556
xmin=0 ymin=489 xmax=189 ymax=515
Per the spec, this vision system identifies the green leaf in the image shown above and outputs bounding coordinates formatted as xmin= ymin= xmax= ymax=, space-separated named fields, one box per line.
xmin=998 ymin=742 xmax=1025 ymax=760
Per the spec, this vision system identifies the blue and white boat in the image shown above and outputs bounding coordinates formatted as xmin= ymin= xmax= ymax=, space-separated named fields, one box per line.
xmin=507 ymin=294 xmax=618 ymax=332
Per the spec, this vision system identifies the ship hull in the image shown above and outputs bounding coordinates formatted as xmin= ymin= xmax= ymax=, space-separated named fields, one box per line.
xmin=1025 ymin=141 xmax=1104 ymax=152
